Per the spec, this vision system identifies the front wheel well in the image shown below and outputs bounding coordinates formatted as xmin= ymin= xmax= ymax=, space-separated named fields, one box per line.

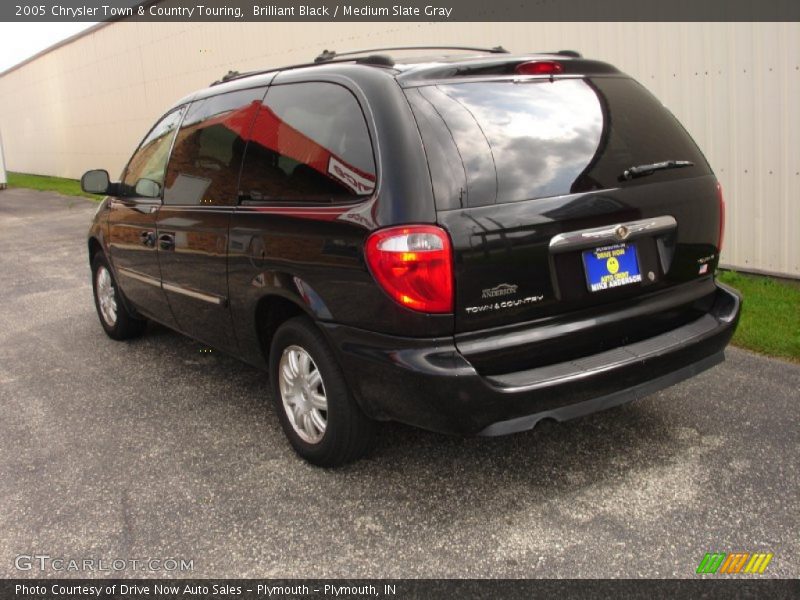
xmin=256 ymin=295 xmax=307 ymax=363
xmin=88 ymin=237 xmax=103 ymax=263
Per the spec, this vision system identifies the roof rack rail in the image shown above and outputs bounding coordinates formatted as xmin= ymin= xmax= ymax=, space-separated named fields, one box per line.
xmin=313 ymin=45 xmax=509 ymax=63
xmin=211 ymin=70 xmax=241 ymax=85
xmin=209 ymin=45 xmax=512 ymax=87
xmin=354 ymin=54 xmax=396 ymax=67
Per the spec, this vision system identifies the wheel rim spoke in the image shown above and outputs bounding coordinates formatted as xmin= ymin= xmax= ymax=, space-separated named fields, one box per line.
xmin=307 ymin=368 xmax=321 ymax=390
xmin=302 ymin=413 xmax=315 ymax=436
xmin=288 ymin=350 xmax=300 ymax=378
xmin=310 ymin=409 xmax=326 ymax=433
xmin=281 ymin=363 xmax=295 ymax=384
xmin=298 ymin=351 xmax=310 ymax=377
xmin=310 ymin=391 xmax=327 ymax=411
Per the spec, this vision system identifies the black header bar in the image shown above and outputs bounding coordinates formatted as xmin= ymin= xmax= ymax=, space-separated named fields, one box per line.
xmin=3 ymin=0 xmax=800 ymax=22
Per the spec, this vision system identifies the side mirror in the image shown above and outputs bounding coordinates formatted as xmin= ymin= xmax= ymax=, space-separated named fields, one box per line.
xmin=134 ymin=178 xmax=161 ymax=198
xmin=81 ymin=169 xmax=111 ymax=194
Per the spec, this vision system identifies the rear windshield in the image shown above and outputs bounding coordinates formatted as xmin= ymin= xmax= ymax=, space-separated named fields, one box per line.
xmin=406 ymin=77 xmax=711 ymax=209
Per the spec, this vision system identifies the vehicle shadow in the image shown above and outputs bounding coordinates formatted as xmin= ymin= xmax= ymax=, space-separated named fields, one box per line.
xmin=368 ymin=401 xmax=678 ymax=490
xmin=143 ymin=321 xmax=690 ymax=503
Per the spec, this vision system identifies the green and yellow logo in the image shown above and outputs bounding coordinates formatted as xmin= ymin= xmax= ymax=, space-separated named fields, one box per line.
xmin=696 ymin=552 xmax=773 ymax=574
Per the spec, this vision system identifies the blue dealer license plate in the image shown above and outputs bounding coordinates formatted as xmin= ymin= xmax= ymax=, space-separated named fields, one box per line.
xmin=582 ymin=243 xmax=642 ymax=292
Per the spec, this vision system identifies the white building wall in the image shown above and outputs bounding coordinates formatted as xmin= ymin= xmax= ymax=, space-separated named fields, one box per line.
xmin=0 ymin=129 xmax=7 ymax=188
xmin=0 ymin=21 xmax=797 ymax=277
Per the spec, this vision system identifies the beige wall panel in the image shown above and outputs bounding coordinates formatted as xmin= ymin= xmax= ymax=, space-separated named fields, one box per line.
xmin=0 ymin=21 xmax=797 ymax=276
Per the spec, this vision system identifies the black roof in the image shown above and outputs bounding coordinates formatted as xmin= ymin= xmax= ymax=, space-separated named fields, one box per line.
xmin=173 ymin=47 xmax=621 ymax=108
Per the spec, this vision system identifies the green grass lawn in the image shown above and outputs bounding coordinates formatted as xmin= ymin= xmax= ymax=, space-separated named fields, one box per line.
xmin=718 ymin=270 xmax=800 ymax=362
xmin=6 ymin=171 xmax=103 ymax=200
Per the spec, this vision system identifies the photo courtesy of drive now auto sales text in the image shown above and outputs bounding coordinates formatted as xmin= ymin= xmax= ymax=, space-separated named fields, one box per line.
xmin=16 ymin=583 xmax=379 ymax=598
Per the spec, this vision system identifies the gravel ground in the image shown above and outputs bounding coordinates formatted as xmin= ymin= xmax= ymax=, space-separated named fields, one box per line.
xmin=0 ymin=189 xmax=797 ymax=579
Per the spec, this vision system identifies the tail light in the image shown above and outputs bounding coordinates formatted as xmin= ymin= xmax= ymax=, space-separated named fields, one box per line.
xmin=716 ymin=181 xmax=726 ymax=252
xmin=515 ymin=61 xmax=564 ymax=76
xmin=365 ymin=225 xmax=453 ymax=313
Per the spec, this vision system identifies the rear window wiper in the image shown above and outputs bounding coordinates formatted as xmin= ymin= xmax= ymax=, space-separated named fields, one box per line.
xmin=621 ymin=160 xmax=694 ymax=181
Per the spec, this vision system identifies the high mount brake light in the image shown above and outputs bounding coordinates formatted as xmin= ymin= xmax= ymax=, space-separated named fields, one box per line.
xmin=515 ymin=61 xmax=564 ymax=76
xmin=365 ymin=225 xmax=454 ymax=314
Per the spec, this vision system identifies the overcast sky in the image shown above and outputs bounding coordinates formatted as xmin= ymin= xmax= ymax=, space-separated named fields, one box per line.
xmin=0 ymin=22 xmax=98 ymax=73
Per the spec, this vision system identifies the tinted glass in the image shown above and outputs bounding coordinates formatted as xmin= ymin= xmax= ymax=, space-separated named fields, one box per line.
xmin=122 ymin=108 xmax=184 ymax=198
xmin=163 ymin=88 xmax=266 ymax=206
xmin=409 ymin=77 xmax=710 ymax=208
xmin=239 ymin=82 xmax=376 ymax=203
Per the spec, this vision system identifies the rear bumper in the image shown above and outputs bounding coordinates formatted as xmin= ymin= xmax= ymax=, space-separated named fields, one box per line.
xmin=322 ymin=282 xmax=741 ymax=435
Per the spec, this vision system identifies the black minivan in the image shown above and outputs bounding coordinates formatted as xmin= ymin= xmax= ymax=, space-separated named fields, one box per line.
xmin=83 ymin=48 xmax=740 ymax=466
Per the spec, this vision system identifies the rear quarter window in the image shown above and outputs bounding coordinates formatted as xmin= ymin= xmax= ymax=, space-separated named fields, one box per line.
xmin=239 ymin=82 xmax=376 ymax=204
xmin=407 ymin=77 xmax=711 ymax=209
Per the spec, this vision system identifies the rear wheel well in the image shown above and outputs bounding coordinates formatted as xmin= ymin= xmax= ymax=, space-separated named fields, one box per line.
xmin=256 ymin=295 xmax=307 ymax=363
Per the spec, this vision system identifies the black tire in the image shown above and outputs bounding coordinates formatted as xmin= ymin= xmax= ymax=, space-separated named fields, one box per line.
xmin=91 ymin=253 xmax=147 ymax=340
xmin=269 ymin=316 xmax=375 ymax=467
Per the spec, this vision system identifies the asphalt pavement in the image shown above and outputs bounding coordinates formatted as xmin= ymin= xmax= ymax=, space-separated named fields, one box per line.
xmin=0 ymin=189 xmax=797 ymax=578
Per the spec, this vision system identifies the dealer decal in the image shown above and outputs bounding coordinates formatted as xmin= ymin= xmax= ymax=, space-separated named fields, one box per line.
xmin=327 ymin=156 xmax=375 ymax=195
xmin=481 ymin=283 xmax=518 ymax=299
